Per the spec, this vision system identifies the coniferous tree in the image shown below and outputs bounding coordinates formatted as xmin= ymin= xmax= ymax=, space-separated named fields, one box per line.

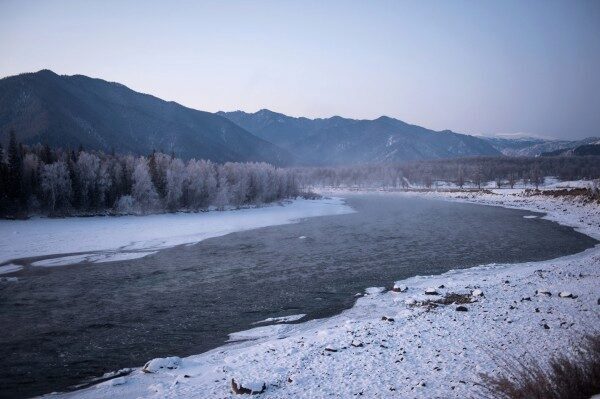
xmin=7 ymin=130 xmax=24 ymax=205
xmin=0 ymin=143 xmax=6 ymax=208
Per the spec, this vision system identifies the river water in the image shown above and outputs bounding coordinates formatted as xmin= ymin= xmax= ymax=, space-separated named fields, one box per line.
xmin=0 ymin=194 xmax=596 ymax=398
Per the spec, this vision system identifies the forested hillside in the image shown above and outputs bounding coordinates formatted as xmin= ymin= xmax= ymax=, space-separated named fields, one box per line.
xmin=0 ymin=70 xmax=291 ymax=165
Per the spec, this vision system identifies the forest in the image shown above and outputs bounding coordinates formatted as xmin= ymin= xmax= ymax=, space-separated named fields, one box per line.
xmin=3 ymin=130 xmax=600 ymax=218
xmin=296 ymin=156 xmax=600 ymax=190
xmin=0 ymin=132 xmax=299 ymax=217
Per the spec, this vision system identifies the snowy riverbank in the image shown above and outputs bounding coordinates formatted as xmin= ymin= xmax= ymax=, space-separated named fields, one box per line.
xmin=44 ymin=188 xmax=599 ymax=398
xmin=0 ymin=197 xmax=353 ymax=269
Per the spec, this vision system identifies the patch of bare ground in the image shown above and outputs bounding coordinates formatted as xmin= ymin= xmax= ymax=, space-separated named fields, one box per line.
xmin=409 ymin=292 xmax=474 ymax=311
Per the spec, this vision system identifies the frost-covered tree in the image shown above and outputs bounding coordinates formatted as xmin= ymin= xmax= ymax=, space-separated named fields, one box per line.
xmin=1 ymin=141 xmax=300 ymax=216
xmin=132 ymin=157 xmax=159 ymax=213
xmin=41 ymin=161 xmax=72 ymax=213
xmin=214 ymin=176 xmax=230 ymax=210
xmin=75 ymin=152 xmax=101 ymax=209
xmin=165 ymin=158 xmax=185 ymax=210
xmin=96 ymin=159 xmax=113 ymax=208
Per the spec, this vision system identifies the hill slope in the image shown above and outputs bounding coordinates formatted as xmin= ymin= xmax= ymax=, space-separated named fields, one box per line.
xmin=0 ymin=70 xmax=291 ymax=164
xmin=218 ymin=109 xmax=500 ymax=165
xmin=483 ymin=136 xmax=600 ymax=157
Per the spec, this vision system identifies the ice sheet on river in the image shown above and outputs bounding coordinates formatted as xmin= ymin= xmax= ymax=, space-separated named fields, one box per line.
xmin=0 ymin=198 xmax=353 ymax=266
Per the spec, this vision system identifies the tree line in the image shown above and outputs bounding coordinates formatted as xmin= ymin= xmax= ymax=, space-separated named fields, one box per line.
xmin=295 ymin=156 xmax=600 ymax=190
xmin=0 ymin=132 xmax=299 ymax=217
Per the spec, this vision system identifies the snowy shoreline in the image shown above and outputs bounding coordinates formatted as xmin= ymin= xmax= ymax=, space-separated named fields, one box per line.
xmin=44 ymin=187 xmax=600 ymax=398
xmin=0 ymin=197 xmax=354 ymax=268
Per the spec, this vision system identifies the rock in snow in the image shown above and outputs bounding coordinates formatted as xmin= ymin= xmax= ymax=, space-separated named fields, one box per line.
xmin=392 ymin=283 xmax=408 ymax=292
xmin=365 ymin=287 xmax=386 ymax=295
xmin=558 ymin=291 xmax=574 ymax=298
xmin=536 ymin=289 xmax=552 ymax=296
xmin=471 ymin=289 xmax=483 ymax=297
xmin=424 ymin=287 xmax=439 ymax=295
xmin=142 ymin=357 xmax=181 ymax=373
xmin=231 ymin=378 xmax=266 ymax=395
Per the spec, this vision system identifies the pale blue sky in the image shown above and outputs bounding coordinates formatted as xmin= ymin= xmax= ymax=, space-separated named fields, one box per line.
xmin=1 ymin=0 xmax=599 ymax=139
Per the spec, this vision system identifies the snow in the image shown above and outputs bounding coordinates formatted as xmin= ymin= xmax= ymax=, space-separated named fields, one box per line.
xmin=142 ymin=357 xmax=182 ymax=374
xmin=30 ymin=251 xmax=159 ymax=267
xmin=364 ymin=286 xmax=386 ymax=295
xmin=0 ymin=197 xmax=353 ymax=267
xmin=252 ymin=314 xmax=306 ymax=325
xmin=43 ymin=187 xmax=600 ymax=398
xmin=0 ymin=263 xmax=23 ymax=274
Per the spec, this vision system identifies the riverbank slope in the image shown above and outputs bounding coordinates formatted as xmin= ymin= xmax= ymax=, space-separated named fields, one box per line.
xmin=47 ymin=187 xmax=600 ymax=398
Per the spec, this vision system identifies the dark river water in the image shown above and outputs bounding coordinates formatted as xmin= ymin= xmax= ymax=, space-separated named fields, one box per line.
xmin=0 ymin=195 xmax=597 ymax=398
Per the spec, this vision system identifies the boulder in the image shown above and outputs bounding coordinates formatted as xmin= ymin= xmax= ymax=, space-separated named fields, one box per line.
xmin=425 ymin=287 xmax=439 ymax=295
xmin=392 ymin=283 xmax=408 ymax=293
xmin=456 ymin=305 xmax=468 ymax=312
xmin=471 ymin=289 xmax=483 ymax=297
xmin=231 ymin=378 xmax=266 ymax=395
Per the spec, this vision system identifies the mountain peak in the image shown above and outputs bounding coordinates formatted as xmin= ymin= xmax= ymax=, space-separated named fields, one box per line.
xmin=32 ymin=69 xmax=59 ymax=78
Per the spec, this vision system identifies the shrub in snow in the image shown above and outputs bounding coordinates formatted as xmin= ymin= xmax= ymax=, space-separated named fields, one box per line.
xmin=478 ymin=335 xmax=600 ymax=399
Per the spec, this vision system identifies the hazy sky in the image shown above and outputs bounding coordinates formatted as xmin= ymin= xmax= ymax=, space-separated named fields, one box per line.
xmin=1 ymin=0 xmax=599 ymax=139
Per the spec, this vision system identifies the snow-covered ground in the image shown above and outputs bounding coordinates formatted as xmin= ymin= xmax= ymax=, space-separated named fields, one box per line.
xmin=45 ymin=186 xmax=600 ymax=398
xmin=0 ymin=197 xmax=353 ymax=267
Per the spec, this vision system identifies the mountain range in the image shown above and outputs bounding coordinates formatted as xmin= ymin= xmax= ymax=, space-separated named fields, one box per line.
xmin=218 ymin=109 xmax=500 ymax=165
xmin=1 ymin=70 xmax=595 ymax=166
xmin=482 ymin=136 xmax=600 ymax=157
xmin=0 ymin=70 xmax=291 ymax=165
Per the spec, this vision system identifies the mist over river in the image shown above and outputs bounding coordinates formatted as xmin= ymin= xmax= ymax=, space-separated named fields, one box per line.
xmin=0 ymin=194 xmax=596 ymax=398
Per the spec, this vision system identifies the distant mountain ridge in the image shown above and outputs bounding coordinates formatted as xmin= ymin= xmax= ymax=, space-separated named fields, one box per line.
xmin=482 ymin=136 xmax=600 ymax=157
xmin=5 ymin=70 xmax=584 ymax=167
xmin=541 ymin=140 xmax=600 ymax=157
xmin=0 ymin=70 xmax=291 ymax=164
xmin=218 ymin=109 xmax=501 ymax=165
